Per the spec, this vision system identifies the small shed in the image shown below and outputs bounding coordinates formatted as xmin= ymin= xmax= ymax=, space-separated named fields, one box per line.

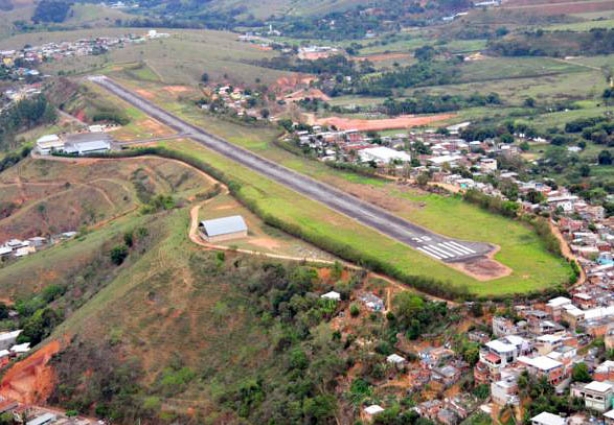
xmin=321 ymin=291 xmax=341 ymax=301
xmin=199 ymin=215 xmax=248 ymax=243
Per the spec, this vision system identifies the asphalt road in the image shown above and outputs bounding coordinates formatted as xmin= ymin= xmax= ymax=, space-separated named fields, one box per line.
xmin=90 ymin=76 xmax=493 ymax=263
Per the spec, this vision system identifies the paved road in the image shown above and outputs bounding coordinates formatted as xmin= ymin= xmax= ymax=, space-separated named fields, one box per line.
xmin=90 ymin=76 xmax=493 ymax=263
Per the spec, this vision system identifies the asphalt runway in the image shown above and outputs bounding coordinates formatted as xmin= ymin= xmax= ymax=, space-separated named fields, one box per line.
xmin=90 ymin=76 xmax=493 ymax=263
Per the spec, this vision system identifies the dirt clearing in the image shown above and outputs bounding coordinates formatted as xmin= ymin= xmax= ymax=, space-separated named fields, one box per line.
xmin=0 ymin=340 xmax=62 ymax=404
xmin=315 ymin=114 xmax=455 ymax=131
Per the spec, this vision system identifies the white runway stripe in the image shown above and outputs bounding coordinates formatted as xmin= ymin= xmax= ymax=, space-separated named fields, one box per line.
xmin=439 ymin=242 xmax=470 ymax=256
xmin=423 ymin=245 xmax=452 ymax=259
xmin=424 ymin=245 xmax=455 ymax=259
xmin=448 ymin=241 xmax=476 ymax=254
xmin=418 ymin=247 xmax=442 ymax=260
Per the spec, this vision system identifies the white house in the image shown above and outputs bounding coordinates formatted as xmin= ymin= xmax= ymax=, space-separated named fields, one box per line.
xmin=36 ymin=134 xmax=64 ymax=155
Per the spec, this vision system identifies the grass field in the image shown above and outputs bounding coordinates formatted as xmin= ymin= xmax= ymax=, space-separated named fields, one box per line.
xmin=161 ymin=138 xmax=571 ymax=297
xmin=0 ymin=28 xmax=290 ymax=86
xmin=81 ymin=76 xmax=573 ymax=296
xmin=199 ymin=192 xmax=336 ymax=260
xmin=546 ymin=17 xmax=614 ymax=30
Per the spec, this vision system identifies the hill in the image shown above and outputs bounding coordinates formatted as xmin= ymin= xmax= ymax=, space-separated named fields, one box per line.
xmin=0 ymin=155 xmax=399 ymax=424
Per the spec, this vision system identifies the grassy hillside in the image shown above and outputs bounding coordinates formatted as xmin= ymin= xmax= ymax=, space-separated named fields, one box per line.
xmin=0 ymin=156 xmax=214 ymax=299
xmin=0 ymin=28 xmax=291 ymax=86
xmin=0 ymin=156 xmax=210 ymax=240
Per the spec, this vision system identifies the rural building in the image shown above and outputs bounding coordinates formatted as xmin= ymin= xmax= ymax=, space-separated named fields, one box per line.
xmin=35 ymin=134 xmax=64 ymax=155
xmin=321 ymin=291 xmax=341 ymax=301
xmin=0 ymin=330 xmax=21 ymax=351
xmin=364 ymin=405 xmax=384 ymax=420
xmin=358 ymin=146 xmax=411 ymax=165
xmin=26 ymin=413 xmax=57 ymax=425
xmin=199 ymin=215 xmax=248 ymax=243
xmin=64 ymin=132 xmax=113 ymax=156
xmin=531 ymin=412 xmax=566 ymax=425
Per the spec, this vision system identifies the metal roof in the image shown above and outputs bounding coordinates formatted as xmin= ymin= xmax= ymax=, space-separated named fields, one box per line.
xmin=65 ymin=132 xmax=112 ymax=144
xmin=200 ymin=215 xmax=247 ymax=237
xmin=65 ymin=140 xmax=111 ymax=154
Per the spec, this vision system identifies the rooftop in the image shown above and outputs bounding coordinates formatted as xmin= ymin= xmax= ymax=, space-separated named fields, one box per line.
xmin=518 ymin=355 xmax=562 ymax=371
xmin=531 ymin=412 xmax=566 ymax=425
xmin=584 ymin=380 xmax=613 ymax=393
xmin=200 ymin=216 xmax=248 ymax=237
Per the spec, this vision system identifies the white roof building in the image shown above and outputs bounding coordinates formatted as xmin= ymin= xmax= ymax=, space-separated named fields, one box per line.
xmin=386 ymin=354 xmax=406 ymax=364
xmin=359 ymin=147 xmax=411 ymax=165
xmin=547 ymin=297 xmax=572 ymax=308
xmin=364 ymin=405 xmax=385 ymax=416
xmin=320 ymin=291 xmax=341 ymax=301
xmin=36 ymin=134 xmax=64 ymax=155
xmin=531 ymin=412 xmax=566 ymax=425
xmin=10 ymin=342 xmax=30 ymax=354
xmin=518 ymin=356 xmax=562 ymax=372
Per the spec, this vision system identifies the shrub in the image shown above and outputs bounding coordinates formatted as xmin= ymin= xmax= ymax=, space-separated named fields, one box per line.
xmin=110 ymin=245 xmax=128 ymax=266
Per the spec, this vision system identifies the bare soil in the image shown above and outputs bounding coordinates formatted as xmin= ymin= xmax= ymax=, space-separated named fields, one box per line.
xmin=314 ymin=114 xmax=455 ymax=131
xmin=0 ymin=340 xmax=62 ymax=404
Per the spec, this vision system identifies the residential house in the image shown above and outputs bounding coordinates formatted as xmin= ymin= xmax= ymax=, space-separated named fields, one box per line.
xmin=571 ymin=380 xmax=614 ymax=412
xmin=531 ymin=412 xmax=566 ymax=425
xmin=476 ymin=335 xmax=530 ymax=382
xmin=518 ymin=356 xmax=566 ymax=386
xmin=594 ymin=360 xmax=614 ymax=382
xmin=432 ymin=365 xmax=461 ymax=387
xmin=545 ymin=296 xmax=572 ymax=321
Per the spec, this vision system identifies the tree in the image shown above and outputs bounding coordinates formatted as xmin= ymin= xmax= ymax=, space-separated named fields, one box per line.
xmin=414 ymin=45 xmax=436 ymax=62
xmin=572 ymin=362 xmax=591 ymax=383
xmin=579 ymin=164 xmax=591 ymax=177
xmin=415 ymin=172 xmax=430 ymax=187
xmin=523 ymin=97 xmax=536 ymax=108
xmin=201 ymin=72 xmax=210 ymax=83
xmin=598 ymin=150 xmax=613 ymax=165
xmin=110 ymin=245 xmax=129 ymax=266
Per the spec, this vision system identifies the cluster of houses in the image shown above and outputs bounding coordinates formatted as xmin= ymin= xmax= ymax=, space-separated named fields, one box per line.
xmin=0 ymin=232 xmax=76 ymax=261
xmin=362 ymin=344 xmax=479 ymax=424
xmin=201 ymin=86 xmax=269 ymax=120
xmin=291 ymin=126 xmax=413 ymax=166
xmin=0 ymin=30 xmax=169 ymax=70
xmin=0 ymin=399 xmax=100 ymax=425
xmin=289 ymin=122 xmax=541 ymax=169
xmin=470 ymin=294 xmax=614 ymax=424
xmin=35 ymin=131 xmax=114 ymax=156
xmin=0 ymin=330 xmax=30 ymax=368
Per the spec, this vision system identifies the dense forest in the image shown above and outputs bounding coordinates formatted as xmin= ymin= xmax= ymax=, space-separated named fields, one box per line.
xmin=489 ymin=28 xmax=614 ymax=57
xmin=32 ymin=1 xmax=74 ymax=24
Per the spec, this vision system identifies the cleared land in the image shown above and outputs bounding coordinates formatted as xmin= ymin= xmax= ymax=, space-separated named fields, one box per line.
xmin=313 ymin=113 xmax=456 ymax=131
